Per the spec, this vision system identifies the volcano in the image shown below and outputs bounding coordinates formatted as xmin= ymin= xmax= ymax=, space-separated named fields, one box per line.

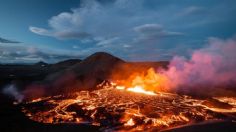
xmin=1 ymin=52 xmax=236 ymax=132
xmin=43 ymin=52 xmax=168 ymax=95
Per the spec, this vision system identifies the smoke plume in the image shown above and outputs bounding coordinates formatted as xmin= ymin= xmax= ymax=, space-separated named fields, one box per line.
xmin=2 ymin=84 xmax=24 ymax=103
xmin=163 ymin=37 xmax=236 ymax=93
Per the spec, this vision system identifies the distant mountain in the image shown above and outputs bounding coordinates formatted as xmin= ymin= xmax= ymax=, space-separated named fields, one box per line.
xmin=34 ymin=61 xmax=48 ymax=67
xmin=33 ymin=59 xmax=81 ymax=70
xmin=0 ymin=37 xmax=20 ymax=43
xmin=52 ymin=59 xmax=81 ymax=68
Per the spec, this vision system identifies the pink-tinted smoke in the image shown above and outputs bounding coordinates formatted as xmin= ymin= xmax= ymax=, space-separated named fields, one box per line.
xmin=163 ymin=37 xmax=236 ymax=90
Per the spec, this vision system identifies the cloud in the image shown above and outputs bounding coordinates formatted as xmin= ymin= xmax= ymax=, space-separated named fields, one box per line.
xmin=29 ymin=0 xmax=96 ymax=40
xmin=28 ymin=0 xmax=158 ymax=42
xmin=29 ymin=27 xmax=51 ymax=36
xmin=96 ymin=37 xmax=119 ymax=46
xmin=134 ymin=24 xmax=162 ymax=34
xmin=72 ymin=45 xmax=79 ymax=49
xmin=30 ymin=0 xmax=184 ymax=43
xmin=134 ymin=24 xmax=184 ymax=38
xmin=0 ymin=44 xmax=81 ymax=63
xmin=177 ymin=6 xmax=204 ymax=17
xmin=54 ymin=31 xmax=91 ymax=39
xmin=123 ymin=44 xmax=131 ymax=48
xmin=129 ymin=23 xmax=184 ymax=53
xmin=0 ymin=37 xmax=20 ymax=43
xmin=28 ymin=0 xmax=236 ymax=61
xmin=29 ymin=26 xmax=91 ymax=40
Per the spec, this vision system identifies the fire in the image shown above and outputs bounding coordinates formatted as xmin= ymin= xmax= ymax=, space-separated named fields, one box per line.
xmin=131 ymin=68 xmax=170 ymax=92
xmin=113 ymin=67 xmax=169 ymax=95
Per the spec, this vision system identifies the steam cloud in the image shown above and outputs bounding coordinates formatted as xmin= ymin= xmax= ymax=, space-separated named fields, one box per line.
xmin=163 ymin=37 xmax=236 ymax=91
xmin=2 ymin=84 xmax=24 ymax=103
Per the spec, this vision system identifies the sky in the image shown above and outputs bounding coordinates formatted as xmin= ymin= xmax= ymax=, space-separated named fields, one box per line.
xmin=0 ymin=0 xmax=235 ymax=63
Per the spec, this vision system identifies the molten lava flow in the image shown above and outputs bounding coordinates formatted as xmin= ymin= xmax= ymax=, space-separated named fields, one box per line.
xmin=124 ymin=118 xmax=135 ymax=126
xmin=20 ymin=81 xmax=236 ymax=131
xmin=116 ymin=85 xmax=156 ymax=95
xmin=127 ymin=86 xmax=156 ymax=95
xmin=19 ymin=68 xmax=236 ymax=131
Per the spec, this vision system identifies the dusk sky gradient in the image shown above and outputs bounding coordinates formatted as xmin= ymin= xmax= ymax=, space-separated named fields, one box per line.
xmin=0 ymin=0 xmax=235 ymax=63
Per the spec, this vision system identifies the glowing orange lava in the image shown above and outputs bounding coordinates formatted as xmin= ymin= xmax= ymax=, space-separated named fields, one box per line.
xmin=124 ymin=118 xmax=135 ymax=126
xmin=116 ymin=85 xmax=157 ymax=95
xmin=127 ymin=85 xmax=157 ymax=95
xmin=21 ymin=83 xmax=236 ymax=131
xmin=113 ymin=68 xmax=170 ymax=95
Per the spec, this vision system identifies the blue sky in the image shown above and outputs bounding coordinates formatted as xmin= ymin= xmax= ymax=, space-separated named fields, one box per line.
xmin=0 ymin=0 xmax=235 ymax=63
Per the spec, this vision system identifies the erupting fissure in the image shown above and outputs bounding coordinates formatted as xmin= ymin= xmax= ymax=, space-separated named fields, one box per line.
xmin=126 ymin=86 xmax=157 ymax=95
xmin=112 ymin=68 xmax=171 ymax=94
